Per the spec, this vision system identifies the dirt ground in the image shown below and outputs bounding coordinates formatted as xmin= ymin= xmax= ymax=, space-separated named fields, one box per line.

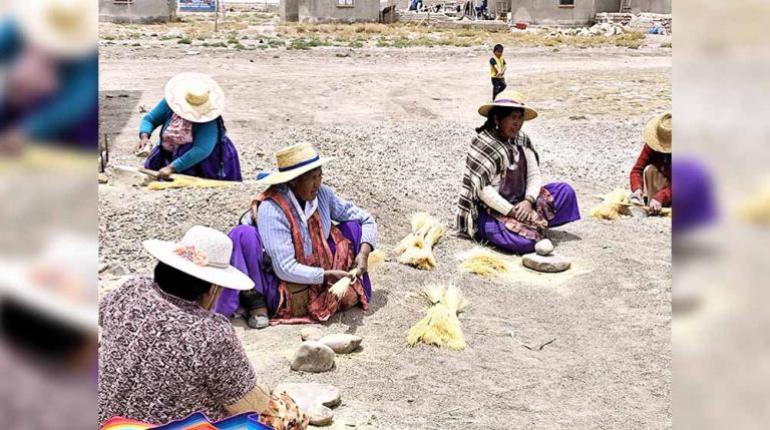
xmin=99 ymin=15 xmax=671 ymax=429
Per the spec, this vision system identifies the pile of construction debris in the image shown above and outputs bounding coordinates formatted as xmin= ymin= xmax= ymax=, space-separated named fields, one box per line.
xmin=538 ymin=22 xmax=627 ymax=37
xmin=595 ymin=12 xmax=671 ymax=34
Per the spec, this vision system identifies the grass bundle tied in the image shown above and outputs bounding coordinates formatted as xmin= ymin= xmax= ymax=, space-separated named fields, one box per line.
xmin=329 ymin=268 xmax=358 ymax=299
xmin=458 ymin=247 xmax=516 ymax=279
xmin=406 ymin=284 xmax=469 ymax=350
xmin=592 ymin=188 xmax=672 ymax=220
xmin=591 ymin=188 xmax=633 ymax=220
xmin=394 ymin=213 xmax=447 ymax=270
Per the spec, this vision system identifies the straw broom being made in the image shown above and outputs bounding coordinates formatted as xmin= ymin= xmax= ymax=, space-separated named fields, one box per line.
xmin=394 ymin=213 xmax=447 ymax=270
xmin=406 ymin=284 xmax=468 ymax=350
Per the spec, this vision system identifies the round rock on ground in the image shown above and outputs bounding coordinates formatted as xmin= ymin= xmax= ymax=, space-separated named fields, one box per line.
xmin=273 ymin=382 xmax=341 ymax=410
xmin=306 ymin=404 xmax=334 ymax=426
xmin=522 ymin=253 xmax=571 ymax=273
xmin=318 ymin=333 xmax=362 ymax=354
xmin=534 ymin=239 xmax=554 ymax=256
xmin=300 ymin=326 xmax=324 ymax=341
xmin=290 ymin=341 xmax=335 ymax=373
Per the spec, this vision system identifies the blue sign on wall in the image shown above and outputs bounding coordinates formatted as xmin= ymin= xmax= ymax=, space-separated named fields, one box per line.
xmin=179 ymin=0 xmax=217 ymax=12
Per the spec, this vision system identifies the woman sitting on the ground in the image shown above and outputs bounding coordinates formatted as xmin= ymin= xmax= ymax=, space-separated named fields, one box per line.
xmin=455 ymin=89 xmax=581 ymax=254
xmin=98 ymin=226 xmax=275 ymax=426
xmin=214 ymin=142 xmax=376 ymax=329
xmin=629 ymin=111 xmax=671 ymax=216
xmin=137 ymin=72 xmax=242 ymax=181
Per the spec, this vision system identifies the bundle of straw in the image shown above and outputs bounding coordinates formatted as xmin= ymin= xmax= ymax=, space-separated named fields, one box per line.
xmin=591 ymin=188 xmax=633 ymax=220
xmin=394 ymin=213 xmax=446 ymax=270
xmin=458 ymin=247 xmax=516 ymax=279
xmin=329 ymin=269 xmax=358 ymax=298
xmin=406 ymin=284 xmax=468 ymax=350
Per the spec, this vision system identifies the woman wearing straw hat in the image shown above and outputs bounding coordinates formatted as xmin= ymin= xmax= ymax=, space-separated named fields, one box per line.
xmin=0 ymin=0 xmax=98 ymax=151
xmin=137 ymin=72 xmax=242 ymax=181
xmin=98 ymin=226 xmax=281 ymax=426
xmin=455 ymin=89 xmax=581 ymax=255
xmin=629 ymin=111 xmax=671 ymax=216
xmin=214 ymin=142 xmax=377 ymax=329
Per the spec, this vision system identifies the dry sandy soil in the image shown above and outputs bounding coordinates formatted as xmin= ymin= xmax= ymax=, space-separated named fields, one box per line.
xmin=99 ymin=16 xmax=671 ymax=429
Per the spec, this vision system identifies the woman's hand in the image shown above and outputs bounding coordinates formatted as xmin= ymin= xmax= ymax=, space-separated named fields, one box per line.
xmin=509 ymin=200 xmax=533 ymax=222
xmin=648 ymin=199 xmax=662 ymax=215
xmin=158 ymin=165 xmax=175 ymax=180
xmin=137 ymin=134 xmax=150 ymax=153
xmin=324 ymin=270 xmax=354 ymax=282
xmin=353 ymin=243 xmax=373 ymax=277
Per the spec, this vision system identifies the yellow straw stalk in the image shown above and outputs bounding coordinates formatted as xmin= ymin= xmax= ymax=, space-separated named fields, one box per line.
xmin=458 ymin=247 xmax=514 ymax=278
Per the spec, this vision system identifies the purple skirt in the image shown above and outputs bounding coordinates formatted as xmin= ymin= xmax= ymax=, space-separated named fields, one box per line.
xmin=144 ymin=135 xmax=242 ymax=181
xmin=477 ymin=182 xmax=581 ymax=255
xmin=214 ymin=221 xmax=372 ymax=318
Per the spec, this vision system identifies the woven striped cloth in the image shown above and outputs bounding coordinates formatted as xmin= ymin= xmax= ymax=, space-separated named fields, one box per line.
xmin=455 ymin=129 xmax=536 ymax=238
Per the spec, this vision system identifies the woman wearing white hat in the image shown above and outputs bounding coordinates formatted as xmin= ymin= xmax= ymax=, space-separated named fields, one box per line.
xmin=137 ymin=72 xmax=242 ymax=181
xmin=213 ymin=142 xmax=377 ymax=329
xmin=0 ymin=0 xmax=98 ymax=150
xmin=455 ymin=89 xmax=581 ymax=255
xmin=98 ymin=226 xmax=274 ymax=426
xmin=629 ymin=111 xmax=671 ymax=216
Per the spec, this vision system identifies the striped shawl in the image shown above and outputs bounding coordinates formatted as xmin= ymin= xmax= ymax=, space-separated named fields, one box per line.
xmin=455 ymin=129 xmax=537 ymax=238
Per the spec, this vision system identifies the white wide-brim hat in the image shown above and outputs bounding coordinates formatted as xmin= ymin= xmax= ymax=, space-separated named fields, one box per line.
xmin=15 ymin=0 xmax=98 ymax=58
xmin=256 ymin=142 xmax=334 ymax=186
xmin=143 ymin=225 xmax=253 ymax=291
xmin=478 ymin=89 xmax=538 ymax=121
xmin=643 ymin=111 xmax=672 ymax=154
xmin=0 ymin=234 xmax=97 ymax=331
xmin=165 ymin=72 xmax=226 ymax=123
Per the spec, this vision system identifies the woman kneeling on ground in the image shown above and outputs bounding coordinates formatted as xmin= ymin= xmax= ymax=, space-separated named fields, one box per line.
xmin=136 ymin=72 xmax=242 ymax=181
xmin=98 ymin=226 xmax=287 ymax=427
xmin=455 ymin=89 xmax=581 ymax=254
xmin=214 ymin=142 xmax=377 ymax=329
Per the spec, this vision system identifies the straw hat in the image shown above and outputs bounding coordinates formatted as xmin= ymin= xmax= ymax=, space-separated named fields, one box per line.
xmin=256 ymin=142 xmax=334 ymax=186
xmin=478 ymin=89 xmax=538 ymax=121
xmin=164 ymin=73 xmax=225 ymax=123
xmin=15 ymin=0 xmax=98 ymax=58
xmin=143 ymin=226 xmax=254 ymax=291
xmin=0 ymin=234 xmax=97 ymax=331
xmin=644 ymin=111 xmax=672 ymax=154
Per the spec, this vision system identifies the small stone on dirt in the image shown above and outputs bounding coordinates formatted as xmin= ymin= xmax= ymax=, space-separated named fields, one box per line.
xmin=307 ymin=404 xmax=334 ymax=426
xmin=300 ymin=327 xmax=324 ymax=341
xmin=522 ymin=253 xmax=571 ymax=273
xmin=535 ymin=239 xmax=554 ymax=256
xmin=319 ymin=333 xmax=362 ymax=354
xmin=290 ymin=341 xmax=335 ymax=373
xmin=273 ymin=382 xmax=341 ymax=411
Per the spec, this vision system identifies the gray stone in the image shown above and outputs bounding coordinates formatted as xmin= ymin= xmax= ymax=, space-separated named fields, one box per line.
xmin=306 ymin=404 xmax=334 ymax=426
xmin=534 ymin=239 xmax=554 ymax=256
xmin=300 ymin=327 xmax=324 ymax=341
xmin=319 ymin=333 xmax=362 ymax=354
xmin=290 ymin=341 xmax=335 ymax=373
xmin=522 ymin=253 xmax=571 ymax=273
xmin=273 ymin=382 xmax=341 ymax=410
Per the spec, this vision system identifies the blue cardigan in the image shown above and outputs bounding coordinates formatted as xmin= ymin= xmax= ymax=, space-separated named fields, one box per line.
xmin=139 ymin=99 xmax=220 ymax=172
xmin=0 ymin=18 xmax=98 ymax=142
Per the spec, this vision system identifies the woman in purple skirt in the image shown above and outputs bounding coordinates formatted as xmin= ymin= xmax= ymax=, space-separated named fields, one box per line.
xmin=137 ymin=72 xmax=242 ymax=181
xmin=455 ymin=89 xmax=581 ymax=255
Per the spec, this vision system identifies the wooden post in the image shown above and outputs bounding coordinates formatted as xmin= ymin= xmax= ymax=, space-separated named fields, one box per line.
xmin=214 ymin=0 xmax=219 ymax=32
